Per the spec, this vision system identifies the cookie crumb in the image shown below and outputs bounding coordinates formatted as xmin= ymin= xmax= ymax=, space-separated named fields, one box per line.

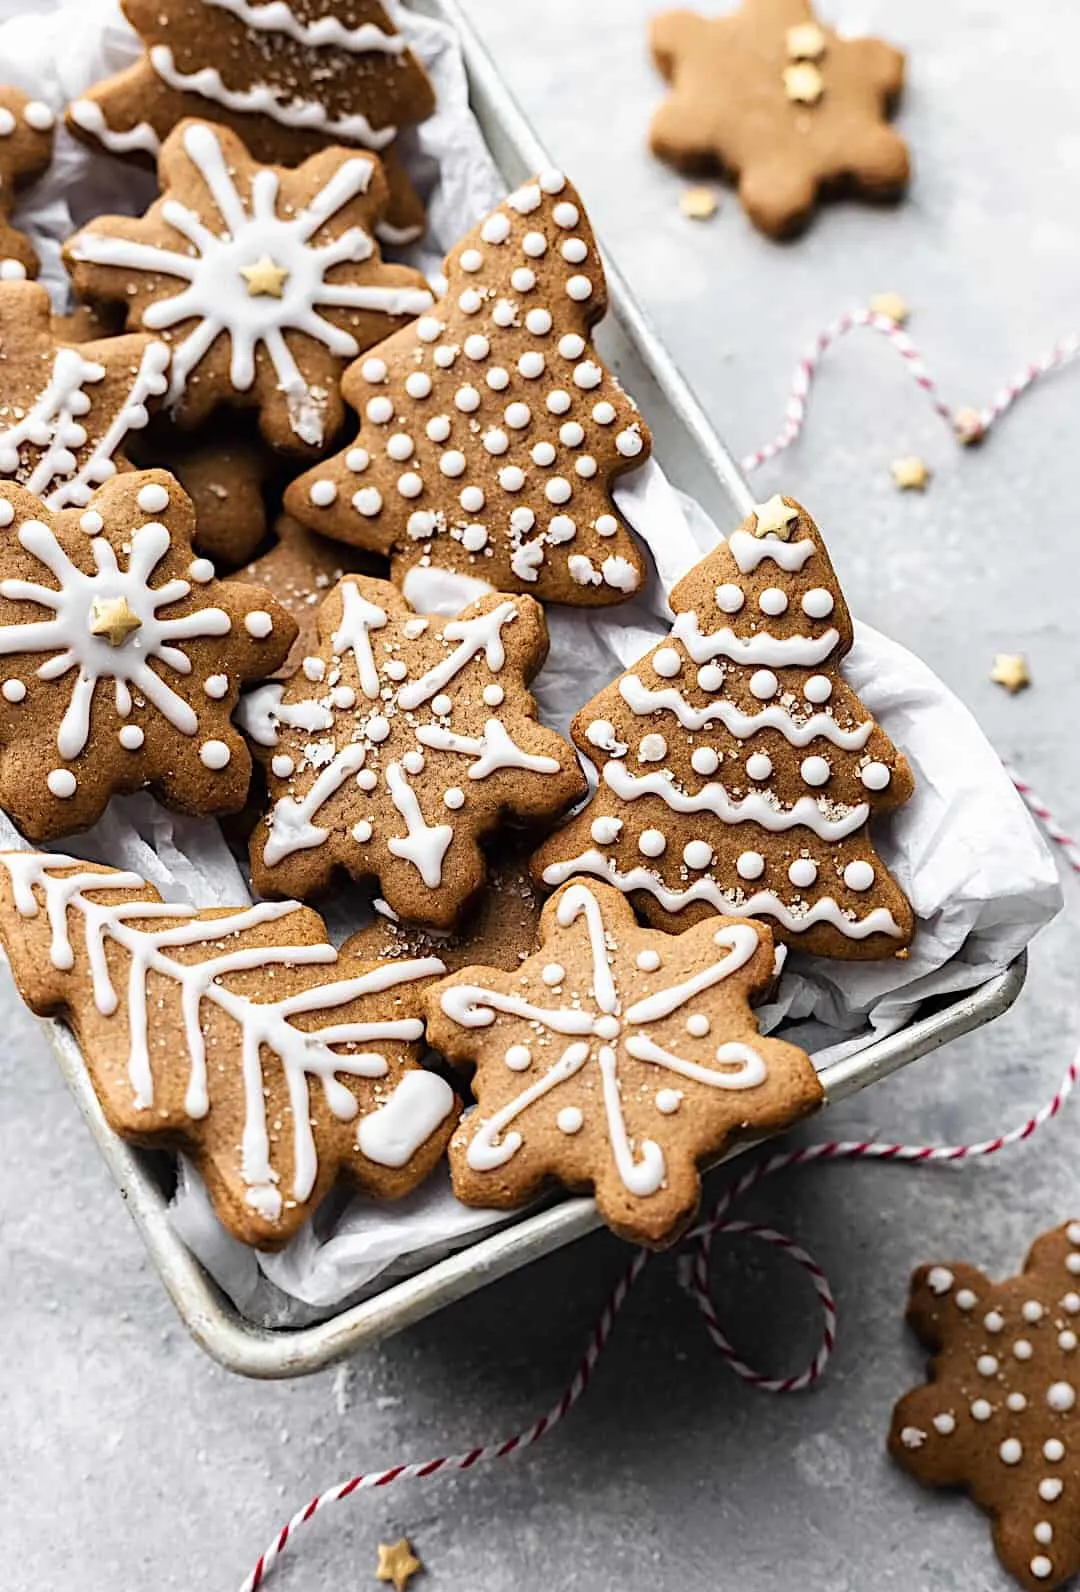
xmin=680 ymin=186 xmax=719 ymax=221
xmin=991 ymin=653 xmax=1030 ymax=694
xmin=870 ymin=291 xmax=909 ymax=325
xmin=891 ymin=456 xmax=930 ymax=491
xmin=954 ymin=406 xmax=987 ymax=446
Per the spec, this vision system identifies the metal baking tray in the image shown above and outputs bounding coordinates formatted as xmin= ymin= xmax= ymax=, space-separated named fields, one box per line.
xmin=24 ymin=0 xmax=1027 ymax=1377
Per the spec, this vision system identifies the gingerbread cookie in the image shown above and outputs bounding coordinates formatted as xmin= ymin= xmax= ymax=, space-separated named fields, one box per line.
xmin=128 ymin=417 xmax=275 ymax=567
xmin=241 ymin=574 xmax=586 ymax=927
xmin=284 ymin=171 xmax=650 ymax=606
xmin=345 ymin=843 xmax=543 ymax=973
xmin=0 ymin=853 xmax=458 ymax=1248
xmin=0 ymin=281 xmax=170 ymax=510
xmin=533 ymin=495 xmax=915 ymax=960
xmin=425 ymin=879 xmax=822 ymax=1246
xmin=64 ymin=119 xmax=434 ymax=454
xmin=0 ymin=468 xmax=296 ymax=842
xmin=890 ymin=1224 xmax=1080 ymax=1591
xmin=230 ymin=513 xmax=383 ymax=678
xmin=66 ymin=0 xmax=434 ymax=243
xmin=0 ymin=87 xmax=55 ymax=281
xmin=650 ymin=1 xmax=909 ymax=237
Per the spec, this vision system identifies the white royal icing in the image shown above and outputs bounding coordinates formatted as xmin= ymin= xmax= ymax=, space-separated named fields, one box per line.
xmin=204 ymin=0 xmax=408 ymax=53
xmin=68 ymin=99 xmax=161 ymax=157
xmin=618 ymin=674 xmax=873 ymax=750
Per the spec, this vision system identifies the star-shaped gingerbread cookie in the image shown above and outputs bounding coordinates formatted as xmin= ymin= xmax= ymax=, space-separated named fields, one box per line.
xmin=0 ymin=280 xmax=171 ymax=510
xmin=64 ymin=119 xmax=434 ymax=454
xmin=0 ymin=468 xmax=296 ymax=841
xmin=65 ymin=0 xmax=434 ymax=244
xmin=284 ymin=171 xmax=650 ymax=606
xmin=0 ymin=86 xmax=55 ymax=280
xmin=0 ymin=854 xmax=458 ymax=1248
xmin=650 ymin=1 xmax=909 ymax=237
xmin=425 ymin=878 xmax=822 ymax=1246
xmin=241 ymin=573 xmax=586 ymax=927
xmin=890 ymin=1224 xmax=1080 ymax=1591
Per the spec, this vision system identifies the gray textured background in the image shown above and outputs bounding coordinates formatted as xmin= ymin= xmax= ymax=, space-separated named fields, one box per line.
xmin=4 ymin=1 xmax=1079 ymax=1588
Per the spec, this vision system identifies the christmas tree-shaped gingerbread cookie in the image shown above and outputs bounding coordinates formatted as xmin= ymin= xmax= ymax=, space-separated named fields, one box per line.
xmin=285 ymin=171 xmax=651 ymax=606
xmin=533 ymin=496 xmax=915 ymax=960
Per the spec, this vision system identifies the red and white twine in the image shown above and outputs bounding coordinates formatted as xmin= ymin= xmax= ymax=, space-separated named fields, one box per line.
xmin=738 ymin=309 xmax=1080 ymax=474
xmin=239 ymin=784 xmax=1080 ymax=1592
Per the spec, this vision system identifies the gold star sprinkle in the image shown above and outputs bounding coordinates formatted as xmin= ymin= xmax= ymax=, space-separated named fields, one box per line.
xmin=786 ymin=22 xmax=827 ymax=60
xmin=954 ymin=406 xmax=986 ymax=446
xmin=991 ymin=653 xmax=1030 ymax=694
xmin=751 ymin=494 xmax=799 ymax=539
xmin=680 ymin=186 xmax=719 ymax=221
xmin=376 ymin=1538 xmax=422 ymax=1592
xmin=891 ymin=456 xmax=930 ymax=491
xmin=90 ymin=596 xmax=142 ymax=647
xmin=783 ymin=62 xmax=824 ymax=104
xmin=870 ymin=291 xmax=909 ymax=325
xmin=239 ymin=255 xmax=290 ymax=298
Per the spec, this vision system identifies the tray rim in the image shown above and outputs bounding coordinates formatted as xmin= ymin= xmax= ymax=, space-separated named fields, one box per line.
xmin=17 ymin=0 xmax=1032 ymax=1378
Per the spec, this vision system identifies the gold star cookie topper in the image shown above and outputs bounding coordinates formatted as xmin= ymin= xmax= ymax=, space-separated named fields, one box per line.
xmin=751 ymin=494 xmax=799 ymax=539
xmin=783 ymin=61 xmax=824 ymax=104
xmin=376 ymin=1537 xmax=422 ymax=1592
xmin=891 ymin=456 xmax=930 ymax=491
xmin=991 ymin=653 xmax=1030 ymax=694
xmin=870 ymin=290 xmax=909 ymax=325
xmin=239 ymin=255 xmax=289 ymax=298
xmin=786 ymin=22 xmax=827 ymax=60
xmin=680 ymin=185 xmax=719 ymax=220
xmin=90 ymin=595 xmax=142 ymax=647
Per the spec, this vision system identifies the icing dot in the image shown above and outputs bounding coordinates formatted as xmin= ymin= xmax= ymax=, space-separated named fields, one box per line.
xmin=505 ymin=1045 xmax=531 ymax=1071
xmin=482 ymin=212 xmax=510 ymax=244
xmin=47 ymin=769 xmax=76 ymax=798
xmin=697 ymin=665 xmax=724 ymax=693
xmin=547 ymin=390 xmax=572 ymax=414
xmin=1061 ymin=1331 xmax=1078 ymax=1351
xmin=505 ymin=402 xmax=531 ymax=429
xmin=366 ymin=715 xmax=390 ymax=742
xmin=843 ymin=860 xmax=874 ymax=892
xmin=1040 ymin=1477 xmax=1064 ymax=1499
xmin=1048 ymin=1381 xmax=1076 ymax=1411
xmin=686 ymin=1014 xmax=710 ymax=1037
xmin=746 ymin=753 xmax=773 ymax=781
xmin=575 ymin=456 xmax=598 ymax=479
xmin=656 ymin=1089 xmax=682 ymax=1115
xmin=464 ymin=334 xmax=490 ymax=361
xmin=23 ymin=101 xmax=54 ymax=131
xmin=572 ymin=362 xmax=602 ymax=391
xmin=499 ymin=466 xmax=525 ymax=492
xmin=692 ymin=746 xmax=719 ymax=776
xmin=737 ymin=851 xmax=765 ymax=881
xmin=802 ymin=587 xmax=835 ymax=618
xmin=1035 ymin=1524 xmax=1053 ymax=1546
xmin=406 ymin=372 xmax=433 ymax=400
xmin=0 ymin=259 xmax=25 ymax=280
xmin=531 ymin=441 xmax=556 ymax=467
xmin=1014 ymin=1340 xmax=1034 ymax=1361
xmin=351 ymin=820 xmax=372 ymax=843
xmin=636 ymin=948 xmax=661 ymax=971
xmin=189 ymin=558 xmax=215 ymax=584
xmin=245 ymin=611 xmax=273 ymax=638
xmin=460 ymin=486 xmax=486 ymax=514
xmin=638 ymin=733 xmax=667 ymax=762
xmin=860 ymin=761 xmax=891 ymax=791
xmin=491 ymin=300 xmax=516 ymax=329
xmin=362 ymin=357 xmax=387 ymax=383
xmin=560 ymin=420 xmax=586 ymax=449
xmin=970 ymin=1399 xmax=992 ymax=1421
xmin=557 ymin=1106 xmax=583 ymax=1134
xmin=440 ymin=451 xmax=466 ymax=478
xmin=1044 ymin=1439 xmax=1066 ymax=1461
xmin=788 ymin=858 xmax=817 ymax=888
xmin=407 ymin=510 xmax=436 ymax=539
xmin=559 ymin=334 xmax=586 ymax=362
xmin=482 ymin=683 xmax=504 ymax=707
xmin=416 ymin=317 xmax=442 ymax=342
xmin=485 ymin=367 xmax=510 ymax=393
xmin=804 ymin=675 xmax=832 ymax=704
xmin=542 ymin=962 xmax=565 ymax=986
xmin=1007 ymin=1392 xmax=1027 ymax=1411
xmin=460 ymin=248 xmax=483 ymax=272
xmin=616 ymin=427 xmax=644 ymax=458
xmin=522 ymin=231 xmax=547 ymax=258
xmin=595 ymin=515 xmax=618 ymax=537
xmin=801 ymin=755 xmax=831 ymax=787
xmin=432 ymin=694 xmax=453 ymax=716
xmin=426 ymin=415 xmax=451 ymax=443
xmin=353 ymin=488 xmax=383 ymax=516
xmin=485 ymin=429 xmax=510 ymax=456
xmin=512 ymin=267 xmax=536 ymax=293
xmin=553 ymin=201 xmax=580 ymax=228
xmin=443 ymin=787 xmax=465 ymax=809
xmin=955 ymin=1288 xmax=977 ymax=1309
xmin=355 ymin=769 xmax=377 ymax=790
xmin=1031 ymin=1559 xmax=1053 ymax=1581
xmin=593 ymin=1015 xmax=620 ymax=1040
xmin=1068 ymin=1254 xmax=1080 ymax=1275
xmin=332 ymin=686 xmax=356 ymax=710
xmin=593 ymin=401 xmax=616 ymax=425
xmin=510 ymin=507 xmax=536 ymax=535
xmin=397 ymin=472 xmax=423 ymax=499
xmin=272 ymin=754 xmax=295 ymax=779
xmin=927 ymin=1267 xmax=954 ymax=1294
xmin=0 ymin=499 xmax=14 ymax=527
xmin=1067 ymin=1222 xmax=1080 ymax=1244
xmin=1064 ymin=1294 xmax=1080 ymax=1313
xmin=455 ymin=385 xmax=481 ymax=413
xmin=204 ymin=674 xmax=228 ymax=698
xmin=638 ymin=829 xmax=667 ymax=858
xmin=932 ymin=1413 xmax=956 ymax=1434
xmin=433 ymin=347 xmax=456 ymax=369
xmin=562 ymin=238 xmax=588 ymax=263
xmin=566 ymin=275 xmax=592 ymax=301
xmin=346 ymin=447 xmax=370 ymax=472
xmin=366 ymin=396 xmax=393 ymax=424
xmin=548 ymin=515 xmax=576 ymax=543
xmin=525 ymin=309 xmax=552 ymax=337
xmin=386 ymin=434 xmax=415 ymax=463
xmin=459 ymin=288 xmax=483 ymax=314
xmin=136 ymin=482 xmax=170 ymax=513
xmin=119 ymin=724 xmax=144 ymax=750
xmin=999 ymin=1439 xmax=1022 ymax=1465
xmin=1023 ymin=1300 xmax=1045 ymax=1323
xmin=303 ymin=657 xmax=325 ymax=682
xmin=977 ymin=1354 xmax=999 ymax=1376
xmin=518 ymin=351 xmax=545 ymax=380
xmin=545 ymin=476 xmax=572 ymax=505
xmin=402 ymin=750 xmax=424 ymax=776
xmin=591 ymin=815 xmax=622 ymax=845
xmin=983 ymin=1311 xmax=1005 ymax=1333
xmin=199 ymin=739 xmax=231 ymax=770
xmin=539 ymin=170 xmax=566 ymax=194
xmin=1 ymin=678 xmax=25 ymax=702
xmin=749 ymin=669 xmax=778 ymax=700
xmin=758 ymin=587 xmax=788 ymax=616
xmin=683 ymin=840 xmax=713 ymax=870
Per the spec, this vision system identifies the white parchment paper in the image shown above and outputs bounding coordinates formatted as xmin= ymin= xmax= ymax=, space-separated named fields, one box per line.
xmin=0 ymin=0 xmax=1060 ymax=1324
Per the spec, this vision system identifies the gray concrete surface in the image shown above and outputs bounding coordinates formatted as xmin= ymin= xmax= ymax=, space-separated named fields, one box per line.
xmin=4 ymin=1 xmax=1080 ymax=1588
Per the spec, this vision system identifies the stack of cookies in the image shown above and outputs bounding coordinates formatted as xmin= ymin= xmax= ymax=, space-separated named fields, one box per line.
xmin=0 ymin=0 xmax=916 ymax=1254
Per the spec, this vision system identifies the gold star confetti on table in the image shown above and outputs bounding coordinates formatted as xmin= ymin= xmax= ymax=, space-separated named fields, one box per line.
xmin=783 ymin=61 xmax=824 ymax=104
xmin=891 ymin=456 xmax=930 ymax=491
xmin=376 ymin=1538 xmax=422 ymax=1592
xmin=680 ymin=185 xmax=719 ymax=220
xmin=870 ymin=291 xmax=909 ymax=325
xmin=954 ymin=406 xmax=987 ymax=446
xmin=239 ymin=255 xmax=289 ymax=298
xmin=786 ymin=22 xmax=827 ymax=59
xmin=90 ymin=595 xmax=142 ymax=647
xmin=991 ymin=653 xmax=1030 ymax=694
xmin=751 ymin=494 xmax=799 ymax=538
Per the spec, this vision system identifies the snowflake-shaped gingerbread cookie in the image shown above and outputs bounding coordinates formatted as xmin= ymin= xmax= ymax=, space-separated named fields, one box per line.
xmin=284 ymin=171 xmax=650 ymax=606
xmin=0 ymin=468 xmax=296 ymax=841
xmin=426 ymin=879 xmax=823 ymax=1245
xmin=891 ymin=1224 xmax=1080 ymax=1591
xmin=241 ymin=574 xmax=586 ymax=926
xmin=0 ymin=280 xmax=170 ymax=510
xmin=650 ymin=0 xmax=909 ymax=237
xmin=64 ymin=119 xmax=434 ymax=452
xmin=0 ymin=853 xmax=457 ymax=1247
